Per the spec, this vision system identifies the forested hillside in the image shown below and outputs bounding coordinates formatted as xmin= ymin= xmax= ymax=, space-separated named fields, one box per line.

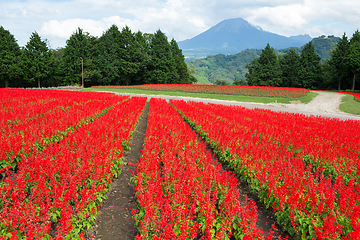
xmin=188 ymin=49 xmax=262 ymax=84
xmin=0 ymin=25 xmax=195 ymax=88
xmin=189 ymin=33 xmax=360 ymax=91
xmin=188 ymin=35 xmax=340 ymax=85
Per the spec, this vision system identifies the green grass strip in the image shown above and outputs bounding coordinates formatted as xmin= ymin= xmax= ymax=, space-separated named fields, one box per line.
xmin=86 ymin=87 xmax=318 ymax=104
xmin=339 ymin=94 xmax=360 ymax=115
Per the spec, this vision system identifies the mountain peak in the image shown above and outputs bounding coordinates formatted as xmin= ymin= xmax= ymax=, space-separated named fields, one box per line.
xmin=178 ymin=18 xmax=312 ymax=58
xmin=212 ymin=18 xmax=263 ymax=33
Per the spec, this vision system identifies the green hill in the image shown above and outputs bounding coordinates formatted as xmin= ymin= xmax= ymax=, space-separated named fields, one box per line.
xmin=188 ymin=35 xmax=340 ymax=84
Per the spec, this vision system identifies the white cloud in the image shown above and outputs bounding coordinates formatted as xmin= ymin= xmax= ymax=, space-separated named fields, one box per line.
xmin=40 ymin=19 xmax=103 ymax=39
xmin=2 ymin=0 xmax=360 ymax=48
xmin=232 ymin=0 xmax=360 ymax=38
xmin=0 ymin=10 xmax=18 ymax=19
xmin=245 ymin=4 xmax=312 ymax=35
xmin=39 ymin=16 xmax=147 ymax=39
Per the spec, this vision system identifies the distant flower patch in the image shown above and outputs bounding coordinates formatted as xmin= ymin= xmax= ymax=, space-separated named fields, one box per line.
xmin=93 ymin=84 xmax=310 ymax=98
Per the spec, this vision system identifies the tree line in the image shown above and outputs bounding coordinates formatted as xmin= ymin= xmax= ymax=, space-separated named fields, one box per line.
xmin=245 ymin=31 xmax=360 ymax=90
xmin=0 ymin=25 xmax=196 ymax=88
xmin=187 ymin=35 xmax=340 ymax=86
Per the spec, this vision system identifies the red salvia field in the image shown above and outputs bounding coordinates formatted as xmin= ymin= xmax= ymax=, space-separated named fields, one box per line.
xmin=170 ymin=99 xmax=360 ymax=239
xmin=132 ymin=98 xmax=281 ymax=239
xmin=0 ymin=89 xmax=146 ymax=239
xmin=93 ymin=84 xmax=310 ymax=98
xmin=1 ymin=87 xmax=359 ymax=240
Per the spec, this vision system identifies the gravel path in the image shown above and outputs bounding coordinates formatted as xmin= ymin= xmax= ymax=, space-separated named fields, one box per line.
xmin=281 ymin=91 xmax=345 ymax=113
xmin=116 ymin=91 xmax=360 ymax=121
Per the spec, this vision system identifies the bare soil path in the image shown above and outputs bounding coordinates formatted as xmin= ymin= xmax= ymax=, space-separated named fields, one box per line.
xmin=87 ymin=102 xmax=149 ymax=240
xmin=268 ymin=91 xmax=352 ymax=115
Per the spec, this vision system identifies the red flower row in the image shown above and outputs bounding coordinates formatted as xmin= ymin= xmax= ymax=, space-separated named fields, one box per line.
xmin=132 ymin=98 xmax=282 ymax=239
xmin=0 ymin=90 xmax=146 ymax=239
xmin=176 ymin=100 xmax=360 ymax=184
xmin=0 ymin=89 xmax=128 ymax=174
xmin=171 ymin=99 xmax=360 ymax=239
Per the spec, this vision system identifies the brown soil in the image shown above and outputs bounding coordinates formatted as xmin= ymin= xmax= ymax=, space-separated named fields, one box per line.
xmin=86 ymin=102 xmax=149 ymax=240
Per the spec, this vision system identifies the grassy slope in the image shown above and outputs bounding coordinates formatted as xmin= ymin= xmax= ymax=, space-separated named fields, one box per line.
xmin=87 ymin=87 xmax=317 ymax=104
xmin=339 ymin=95 xmax=360 ymax=115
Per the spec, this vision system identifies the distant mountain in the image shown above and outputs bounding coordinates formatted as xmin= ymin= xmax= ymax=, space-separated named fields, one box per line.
xmin=188 ymin=35 xmax=341 ymax=85
xmin=311 ymin=35 xmax=341 ymax=60
xmin=178 ymin=18 xmax=312 ymax=59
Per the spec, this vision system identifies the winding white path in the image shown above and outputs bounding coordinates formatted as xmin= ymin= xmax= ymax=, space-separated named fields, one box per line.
xmin=269 ymin=91 xmax=345 ymax=114
xmin=114 ymin=91 xmax=360 ymax=121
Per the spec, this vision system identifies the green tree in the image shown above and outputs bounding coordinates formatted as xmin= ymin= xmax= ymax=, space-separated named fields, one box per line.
xmin=245 ymin=57 xmax=259 ymax=86
xmin=60 ymin=28 xmax=92 ymax=85
xmin=50 ymin=47 xmax=65 ymax=86
xmin=321 ymin=59 xmax=338 ymax=90
xmin=170 ymin=38 xmax=194 ymax=84
xmin=233 ymin=79 xmax=248 ymax=85
xmin=133 ymin=31 xmax=151 ymax=85
xmin=187 ymin=65 xmax=198 ymax=84
xmin=0 ymin=26 xmax=22 ymax=87
xmin=214 ymin=79 xmax=229 ymax=85
xmin=346 ymin=30 xmax=360 ymax=90
xmin=280 ymin=48 xmax=301 ymax=87
xmin=299 ymin=41 xmax=322 ymax=89
xmin=23 ymin=31 xmax=54 ymax=88
xmin=245 ymin=44 xmax=282 ymax=86
xmin=136 ymin=31 xmax=152 ymax=56
xmin=328 ymin=33 xmax=350 ymax=90
xmin=93 ymin=24 xmax=123 ymax=85
xmin=119 ymin=26 xmax=147 ymax=85
xmin=94 ymin=25 xmax=148 ymax=86
xmin=146 ymin=29 xmax=178 ymax=84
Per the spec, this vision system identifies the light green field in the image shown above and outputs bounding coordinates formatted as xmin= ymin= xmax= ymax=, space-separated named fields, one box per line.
xmin=339 ymin=94 xmax=360 ymax=115
xmin=86 ymin=87 xmax=318 ymax=104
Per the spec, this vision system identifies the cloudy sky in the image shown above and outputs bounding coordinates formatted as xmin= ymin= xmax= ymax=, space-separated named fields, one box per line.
xmin=1 ymin=0 xmax=359 ymax=49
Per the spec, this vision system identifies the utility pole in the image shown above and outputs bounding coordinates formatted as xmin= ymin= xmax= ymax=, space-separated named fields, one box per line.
xmin=80 ymin=57 xmax=84 ymax=88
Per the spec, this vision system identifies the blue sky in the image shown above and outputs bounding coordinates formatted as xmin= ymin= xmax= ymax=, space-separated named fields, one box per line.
xmin=1 ymin=0 xmax=359 ymax=49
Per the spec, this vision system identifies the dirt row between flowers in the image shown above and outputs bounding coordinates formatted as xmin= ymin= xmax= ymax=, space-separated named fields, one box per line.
xmin=87 ymin=101 xmax=293 ymax=240
xmin=86 ymin=102 xmax=149 ymax=239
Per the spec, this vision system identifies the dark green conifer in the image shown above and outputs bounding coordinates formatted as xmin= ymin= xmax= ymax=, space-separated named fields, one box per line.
xmin=23 ymin=31 xmax=54 ymax=88
xmin=299 ymin=41 xmax=322 ymax=89
xmin=146 ymin=30 xmax=178 ymax=84
xmin=0 ymin=26 xmax=22 ymax=87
